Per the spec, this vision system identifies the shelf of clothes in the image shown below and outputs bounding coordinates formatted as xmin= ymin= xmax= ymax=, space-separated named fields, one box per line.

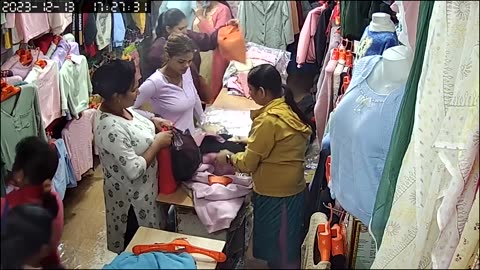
xmin=303 ymin=1 xmax=479 ymax=269
xmin=1 ymin=24 xmax=97 ymax=200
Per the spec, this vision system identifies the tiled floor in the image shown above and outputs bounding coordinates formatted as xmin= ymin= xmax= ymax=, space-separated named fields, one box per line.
xmin=60 ymin=165 xmax=117 ymax=269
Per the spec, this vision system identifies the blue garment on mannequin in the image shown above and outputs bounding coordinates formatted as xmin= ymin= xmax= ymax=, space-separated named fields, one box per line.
xmin=329 ymin=55 xmax=405 ymax=225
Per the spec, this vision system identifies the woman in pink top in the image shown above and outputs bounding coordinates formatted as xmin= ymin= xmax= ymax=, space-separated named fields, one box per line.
xmin=194 ymin=1 xmax=233 ymax=102
xmin=0 ymin=136 xmax=64 ymax=269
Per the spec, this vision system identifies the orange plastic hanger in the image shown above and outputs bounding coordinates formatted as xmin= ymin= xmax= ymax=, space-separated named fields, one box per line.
xmin=331 ymin=48 xmax=339 ymax=60
xmin=16 ymin=48 xmax=33 ymax=66
xmin=35 ymin=59 xmax=47 ymax=69
xmin=325 ymin=155 xmax=332 ymax=184
xmin=345 ymin=50 xmax=353 ymax=67
xmin=132 ymin=238 xmax=227 ymax=263
xmin=1 ymin=81 xmax=21 ymax=102
xmin=208 ymin=175 xmax=233 ymax=186
xmin=341 ymin=76 xmax=350 ymax=95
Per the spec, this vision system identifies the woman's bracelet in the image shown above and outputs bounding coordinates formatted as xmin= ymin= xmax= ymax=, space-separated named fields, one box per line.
xmin=226 ymin=154 xmax=232 ymax=165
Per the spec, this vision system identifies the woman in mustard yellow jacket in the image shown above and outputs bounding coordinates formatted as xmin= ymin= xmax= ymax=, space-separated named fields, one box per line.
xmin=217 ymin=64 xmax=312 ymax=269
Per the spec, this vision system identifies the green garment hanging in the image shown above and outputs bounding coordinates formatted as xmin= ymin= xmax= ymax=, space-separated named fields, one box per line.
xmin=370 ymin=1 xmax=435 ymax=248
xmin=340 ymin=1 xmax=393 ymax=41
xmin=1 ymin=159 xmax=6 ymax=197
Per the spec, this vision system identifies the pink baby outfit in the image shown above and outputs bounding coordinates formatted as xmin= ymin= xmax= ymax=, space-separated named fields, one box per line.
xmin=24 ymin=60 xmax=62 ymax=127
xmin=61 ymin=109 xmax=96 ymax=181
xmin=1 ymin=50 xmax=47 ymax=79
xmin=314 ymin=58 xmax=338 ymax=142
xmin=184 ymin=164 xmax=252 ymax=233
xmin=296 ymin=7 xmax=325 ymax=66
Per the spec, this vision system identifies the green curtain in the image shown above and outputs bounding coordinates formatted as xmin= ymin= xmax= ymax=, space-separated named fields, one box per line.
xmin=370 ymin=1 xmax=436 ymax=248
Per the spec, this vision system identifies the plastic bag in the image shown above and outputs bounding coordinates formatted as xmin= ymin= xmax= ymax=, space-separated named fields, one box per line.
xmin=222 ymin=42 xmax=292 ymax=96
xmin=200 ymin=107 xmax=252 ymax=137
xmin=171 ymin=128 xmax=202 ymax=183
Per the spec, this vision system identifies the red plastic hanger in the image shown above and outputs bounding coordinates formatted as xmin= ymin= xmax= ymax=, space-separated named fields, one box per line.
xmin=132 ymin=238 xmax=227 ymax=263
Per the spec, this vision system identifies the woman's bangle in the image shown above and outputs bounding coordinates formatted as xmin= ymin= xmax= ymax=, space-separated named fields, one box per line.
xmin=226 ymin=154 xmax=232 ymax=165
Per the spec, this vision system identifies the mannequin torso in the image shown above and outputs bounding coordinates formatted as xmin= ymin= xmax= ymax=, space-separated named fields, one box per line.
xmin=366 ymin=45 xmax=413 ymax=95
xmin=369 ymin=12 xmax=396 ymax=32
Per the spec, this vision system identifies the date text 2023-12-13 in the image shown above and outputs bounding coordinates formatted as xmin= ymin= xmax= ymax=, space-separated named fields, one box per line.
xmin=1 ymin=1 xmax=151 ymax=13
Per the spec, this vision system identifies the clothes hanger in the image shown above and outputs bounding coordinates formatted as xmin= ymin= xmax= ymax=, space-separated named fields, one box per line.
xmin=132 ymin=238 xmax=227 ymax=263
xmin=1 ymin=81 xmax=21 ymax=102
xmin=325 ymin=155 xmax=331 ymax=184
xmin=35 ymin=59 xmax=47 ymax=69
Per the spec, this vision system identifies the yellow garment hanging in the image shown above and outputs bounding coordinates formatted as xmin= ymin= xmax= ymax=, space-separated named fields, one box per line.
xmin=131 ymin=14 xmax=146 ymax=34
xmin=4 ymin=30 xmax=12 ymax=49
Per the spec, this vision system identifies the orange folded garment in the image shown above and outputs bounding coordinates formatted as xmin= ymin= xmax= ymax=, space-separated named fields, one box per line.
xmin=208 ymin=175 xmax=233 ymax=186
xmin=218 ymin=25 xmax=246 ymax=64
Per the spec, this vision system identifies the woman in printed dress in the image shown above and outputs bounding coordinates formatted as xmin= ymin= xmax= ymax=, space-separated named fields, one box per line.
xmin=92 ymin=59 xmax=173 ymax=253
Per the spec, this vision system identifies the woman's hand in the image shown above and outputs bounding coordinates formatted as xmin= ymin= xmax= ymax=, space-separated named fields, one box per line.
xmin=153 ymin=130 xmax=173 ymax=148
xmin=216 ymin=150 xmax=234 ymax=165
xmin=151 ymin=117 xmax=173 ymax=131
xmin=226 ymin=19 xmax=239 ymax=28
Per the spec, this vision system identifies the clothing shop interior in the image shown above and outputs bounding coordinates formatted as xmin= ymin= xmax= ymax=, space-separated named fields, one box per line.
xmin=1 ymin=0 xmax=479 ymax=269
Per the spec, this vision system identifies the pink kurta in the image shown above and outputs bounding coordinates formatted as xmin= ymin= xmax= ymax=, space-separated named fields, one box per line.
xmin=195 ymin=3 xmax=232 ymax=102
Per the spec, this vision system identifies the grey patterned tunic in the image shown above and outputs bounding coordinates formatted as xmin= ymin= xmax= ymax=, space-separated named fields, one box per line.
xmin=94 ymin=109 xmax=164 ymax=253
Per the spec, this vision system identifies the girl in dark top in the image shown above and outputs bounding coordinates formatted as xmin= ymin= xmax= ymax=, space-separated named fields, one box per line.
xmin=141 ymin=8 xmax=238 ymax=103
xmin=0 ymin=137 xmax=64 ymax=269
xmin=1 ymin=204 xmax=59 ymax=269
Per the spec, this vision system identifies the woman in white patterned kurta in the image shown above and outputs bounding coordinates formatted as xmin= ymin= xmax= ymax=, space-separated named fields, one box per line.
xmin=92 ymin=60 xmax=173 ymax=253
xmin=372 ymin=2 xmax=479 ymax=268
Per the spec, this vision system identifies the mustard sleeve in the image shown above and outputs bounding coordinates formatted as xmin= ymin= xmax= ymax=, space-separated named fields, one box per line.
xmin=231 ymin=117 xmax=275 ymax=173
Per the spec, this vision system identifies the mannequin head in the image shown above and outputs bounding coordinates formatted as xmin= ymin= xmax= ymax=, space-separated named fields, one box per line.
xmin=369 ymin=12 xmax=396 ymax=32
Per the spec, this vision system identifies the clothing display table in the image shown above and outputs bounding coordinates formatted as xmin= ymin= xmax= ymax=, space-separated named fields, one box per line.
xmin=126 ymin=227 xmax=226 ymax=269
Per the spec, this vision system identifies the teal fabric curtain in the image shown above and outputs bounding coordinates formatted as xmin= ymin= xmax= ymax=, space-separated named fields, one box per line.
xmin=370 ymin=0 xmax=436 ymax=248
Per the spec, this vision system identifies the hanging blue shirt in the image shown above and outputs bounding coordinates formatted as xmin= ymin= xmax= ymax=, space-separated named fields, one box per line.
xmin=112 ymin=13 xmax=126 ymax=48
xmin=329 ymin=55 xmax=405 ymax=225
xmin=103 ymin=252 xmax=196 ymax=269
xmin=356 ymin=26 xmax=399 ymax=59
xmin=53 ymin=139 xmax=77 ymax=200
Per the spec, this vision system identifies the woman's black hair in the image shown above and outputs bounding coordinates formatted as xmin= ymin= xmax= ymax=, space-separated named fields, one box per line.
xmin=164 ymin=33 xmax=195 ymax=59
xmin=1 ymin=204 xmax=54 ymax=269
xmin=11 ymin=137 xmax=59 ymax=218
xmin=247 ymin=64 xmax=315 ymax=133
xmin=91 ymin=59 xmax=136 ymax=100
xmin=155 ymin=8 xmax=187 ymax=39
xmin=217 ymin=1 xmax=234 ymax=17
